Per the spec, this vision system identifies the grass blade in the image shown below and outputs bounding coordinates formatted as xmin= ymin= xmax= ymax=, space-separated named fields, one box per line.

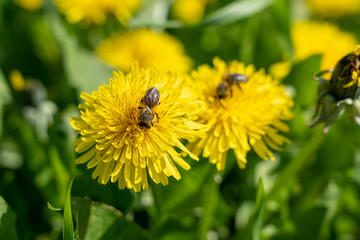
xmin=202 ymin=0 xmax=275 ymax=26
xmin=63 ymin=177 xmax=74 ymax=240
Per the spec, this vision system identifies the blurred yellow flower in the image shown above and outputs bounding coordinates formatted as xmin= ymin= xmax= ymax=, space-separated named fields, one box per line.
xmin=172 ymin=0 xmax=212 ymax=24
xmin=97 ymin=29 xmax=193 ymax=73
xmin=268 ymin=61 xmax=291 ymax=80
xmin=71 ymin=64 xmax=205 ymax=192
xmin=292 ymin=21 xmax=358 ymax=70
xmin=306 ymin=0 xmax=360 ymax=17
xmin=188 ymin=58 xmax=293 ymax=170
xmin=56 ymin=0 xmax=141 ymax=25
xmin=13 ymin=0 xmax=42 ymax=11
xmin=9 ymin=70 xmax=26 ymax=91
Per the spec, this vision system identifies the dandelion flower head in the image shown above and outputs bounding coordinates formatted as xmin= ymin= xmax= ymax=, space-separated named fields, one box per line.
xmin=56 ymin=0 xmax=141 ymax=25
xmin=171 ymin=0 xmax=213 ymax=24
xmin=306 ymin=0 xmax=360 ymax=18
xmin=292 ymin=21 xmax=358 ymax=70
xmin=339 ymin=47 xmax=360 ymax=88
xmin=188 ymin=58 xmax=293 ymax=170
xmin=9 ymin=70 xmax=26 ymax=92
xmin=13 ymin=0 xmax=42 ymax=11
xmin=71 ymin=64 xmax=205 ymax=192
xmin=97 ymin=29 xmax=193 ymax=74
xmin=312 ymin=48 xmax=360 ymax=133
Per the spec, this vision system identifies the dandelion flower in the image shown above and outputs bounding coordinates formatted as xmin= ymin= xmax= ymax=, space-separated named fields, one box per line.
xmin=268 ymin=61 xmax=292 ymax=80
xmin=13 ymin=0 xmax=42 ymax=11
xmin=312 ymin=48 xmax=360 ymax=133
xmin=171 ymin=0 xmax=213 ymax=24
xmin=306 ymin=0 xmax=360 ymax=18
xmin=188 ymin=58 xmax=293 ymax=170
xmin=97 ymin=29 xmax=192 ymax=74
xmin=71 ymin=65 xmax=205 ymax=192
xmin=56 ymin=0 xmax=141 ymax=25
xmin=292 ymin=21 xmax=358 ymax=70
xmin=9 ymin=70 xmax=26 ymax=92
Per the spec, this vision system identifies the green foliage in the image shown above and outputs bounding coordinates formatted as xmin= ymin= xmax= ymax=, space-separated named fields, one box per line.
xmin=249 ymin=178 xmax=265 ymax=240
xmin=0 ymin=196 xmax=17 ymax=240
xmin=202 ymin=0 xmax=275 ymax=26
xmin=63 ymin=177 xmax=74 ymax=240
xmin=46 ymin=6 xmax=114 ymax=94
xmin=72 ymin=197 xmax=149 ymax=240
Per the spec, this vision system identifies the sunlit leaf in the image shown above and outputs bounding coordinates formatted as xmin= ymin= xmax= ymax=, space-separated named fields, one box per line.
xmin=45 ymin=9 xmax=114 ymax=94
xmin=249 ymin=178 xmax=265 ymax=240
xmin=202 ymin=0 xmax=275 ymax=26
xmin=129 ymin=0 xmax=184 ymax=28
xmin=0 ymin=69 xmax=11 ymax=136
xmin=0 ymin=196 xmax=17 ymax=240
xmin=283 ymin=55 xmax=322 ymax=108
xmin=47 ymin=202 xmax=62 ymax=211
xmin=63 ymin=177 xmax=74 ymax=240
xmin=72 ymin=197 xmax=150 ymax=240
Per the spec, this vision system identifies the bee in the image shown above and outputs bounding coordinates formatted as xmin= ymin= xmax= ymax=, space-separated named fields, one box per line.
xmin=216 ymin=73 xmax=248 ymax=99
xmin=140 ymin=87 xmax=160 ymax=109
xmin=138 ymin=87 xmax=160 ymax=129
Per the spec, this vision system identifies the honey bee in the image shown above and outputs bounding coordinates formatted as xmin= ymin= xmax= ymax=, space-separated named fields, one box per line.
xmin=141 ymin=87 xmax=160 ymax=109
xmin=138 ymin=87 xmax=160 ymax=129
xmin=216 ymin=73 xmax=248 ymax=99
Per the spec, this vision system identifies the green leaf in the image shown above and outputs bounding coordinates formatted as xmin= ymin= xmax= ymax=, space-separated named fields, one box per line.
xmin=45 ymin=8 xmax=114 ymax=94
xmin=0 ymin=196 xmax=18 ymax=240
xmin=202 ymin=0 xmax=275 ymax=26
xmin=151 ymin=160 xmax=212 ymax=215
xmin=49 ymin=146 xmax=71 ymax=206
xmin=197 ymin=166 xmax=219 ymax=240
xmin=129 ymin=0 xmax=184 ymax=28
xmin=249 ymin=178 xmax=265 ymax=240
xmin=267 ymin=128 xmax=325 ymax=201
xmin=0 ymin=69 xmax=11 ymax=137
xmin=283 ymin=55 xmax=322 ymax=108
xmin=47 ymin=202 xmax=62 ymax=211
xmin=72 ymin=197 xmax=150 ymax=240
xmin=63 ymin=177 xmax=74 ymax=240
xmin=151 ymin=216 xmax=193 ymax=240
xmin=0 ymin=69 xmax=11 ymax=104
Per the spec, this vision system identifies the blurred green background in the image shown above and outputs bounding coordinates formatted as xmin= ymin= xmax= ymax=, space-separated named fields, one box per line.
xmin=1 ymin=0 xmax=360 ymax=239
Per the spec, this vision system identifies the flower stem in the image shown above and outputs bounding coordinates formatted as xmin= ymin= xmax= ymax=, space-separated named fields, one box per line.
xmin=197 ymin=165 xmax=219 ymax=240
xmin=150 ymin=180 xmax=163 ymax=219
xmin=266 ymin=127 xmax=325 ymax=201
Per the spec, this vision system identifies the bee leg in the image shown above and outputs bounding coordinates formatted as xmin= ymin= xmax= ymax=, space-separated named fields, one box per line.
xmin=217 ymin=98 xmax=225 ymax=108
xmin=236 ymin=82 xmax=242 ymax=90
xmin=313 ymin=69 xmax=333 ymax=83
xmin=156 ymin=112 xmax=160 ymax=122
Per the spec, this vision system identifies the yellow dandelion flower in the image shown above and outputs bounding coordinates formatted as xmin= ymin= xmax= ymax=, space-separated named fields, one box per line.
xmin=292 ymin=21 xmax=358 ymax=70
xmin=306 ymin=0 xmax=360 ymax=18
xmin=97 ymin=29 xmax=192 ymax=74
xmin=268 ymin=61 xmax=291 ymax=80
xmin=172 ymin=0 xmax=209 ymax=24
xmin=70 ymin=64 xmax=205 ymax=192
xmin=188 ymin=58 xmax=293 ymax=170
xmin=56 ymin=0 xmax=141 ymax=25
xmin=9 ymin=70 xmax=26 ymax=91
xmin=13 ymin=0 xmax=42 ymax=11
